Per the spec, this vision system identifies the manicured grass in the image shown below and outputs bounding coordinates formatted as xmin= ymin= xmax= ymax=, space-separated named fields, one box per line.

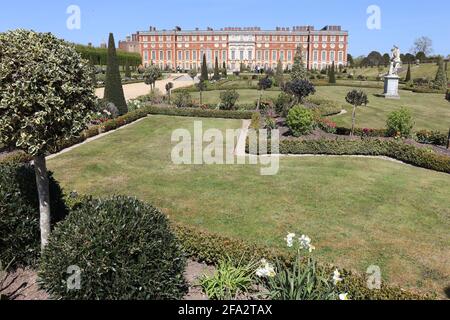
xmin=47 ymin=115 xmax=450 ymax=296
xmin=317 ymin=86 xmax=450 ymax=131
xmin=347 ymin=62 xmax=450 ymax=80
xmin=190 ymin=89 xmax=280 ymax=106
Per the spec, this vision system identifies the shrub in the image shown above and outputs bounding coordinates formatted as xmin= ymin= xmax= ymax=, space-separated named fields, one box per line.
xmin=275 ymin=92 xmax=294 ymax=117
xmin=446 ymin=90 xmax=450 ymax=102
xmin=200 ymin=257 xmax=257 ymax=300
xmin=415 ymin=130 xmax=447 ymax=146
xmin=250 ymin=113 xmax=262 ymax=130
xmin=219 ymin=90 xmax=240 ymax=110
xmin=286 ymin=106 xmax=316 ymax=137
xmin=0 ymin=163 xmax=67 ymax=268
xmin=318 ymin=118 xmax=337 ymax=134
xmin=173 ymin=89 xmax=193 ymax=108
xmin=386 ymin=107 xmax=414 ymax=137
xmin=283 ymin=79 xmax=316 ymax=104
xmin=39 ymin=196 xmax=187 ymax=300
xmin=145 ymin=105 xmax=254 ymax=120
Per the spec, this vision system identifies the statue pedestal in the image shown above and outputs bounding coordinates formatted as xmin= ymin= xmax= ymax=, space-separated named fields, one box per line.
xmin=383 ymin=75 xmax=400 ymax=99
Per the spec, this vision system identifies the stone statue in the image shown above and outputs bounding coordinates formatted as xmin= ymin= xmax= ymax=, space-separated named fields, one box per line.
xmin=388 ymin=46 xmax=402 ymax=75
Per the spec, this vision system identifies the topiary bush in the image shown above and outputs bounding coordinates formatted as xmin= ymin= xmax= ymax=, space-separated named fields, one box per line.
xmin=386 ymin=107 xmax=414 ymax=137
xmin=219 ymin=89 xmax=240 ymax=110
xmin=39 ymin=196 xmax=187 ymax=300
xmin=286 ymin=106 xmax=316 ymax=136
xmin=0 ymin=163 xmax=67 ymax=268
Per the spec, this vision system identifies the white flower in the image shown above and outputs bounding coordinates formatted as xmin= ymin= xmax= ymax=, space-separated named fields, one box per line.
xmin=333 ymin=269 xmax=343 ymax=285
xmin=339 ymin=293 xmax=350 ymax=300
xmin=285 ymin=233 xmax=296 ymax=248
xmin=256 ymin=260 xmax=276 ymax=278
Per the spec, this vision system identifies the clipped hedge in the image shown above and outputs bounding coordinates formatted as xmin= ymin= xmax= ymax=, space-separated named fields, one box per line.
xmin=39 ymin=196 xmax=187 ymax=300
xmin=172 ymin=223 xmax=429 ymax=300
xmin=145 ymin=105 xmax=254 ymax=119
xmin=415 ymin=130 xmax=448 ymax=146
xmin=247 ymin=138 xmax=450 ymax=174
xmin=336 ymin=127 xmax=388 ymax=137
xmin=0 ymin=163 xmax=68 ymax=268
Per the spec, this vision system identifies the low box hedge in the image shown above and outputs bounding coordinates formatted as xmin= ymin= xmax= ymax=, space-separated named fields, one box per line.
xmin=172 ymin=223 xmax=429 ymax=300
xmin=145 ymin=105 xmax=254 ymax=119
xmin=247 ymin=138 xmax=450 ymax=174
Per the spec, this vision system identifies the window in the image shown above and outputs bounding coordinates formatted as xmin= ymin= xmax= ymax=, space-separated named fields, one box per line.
xmin=257 ymin=36 xmax=263 ymax=41
xmin=222 ymin=50 xmax=227 ymax=61
xmin=207 ymin=36 xmax=212 ymax=41
xmin=222 ymin=36 xmax=227 ymax=41
xmin=231 ymin=50 xmax=236 ymax=60
xmin=313 ymin=50 xmax=318 ymax=61
xmin=150 ymin=36 xmax=156 ymax=42
xmin=167 ymin=51 xmax=172 ymax=60
xmin=339 ymin=36 xmax=345 ymax=42
xmin=199 ymin=36 xmax=204 ymax=41
xmin=280 ymin=50 xmax=284 ymax=61
xmin=338 ymin=51 xmax=344 ymax=62
xmin=184 ymin=36 xmax=189 ymax=42
xmin=143 ymin=36 xmax=148 ymax=42
xmin=214 ymin=36 xmax=219 ymax=41
xmin=257 ymin=50 xmax=262 ymax=60
xmin=295 ymin=36 xmax=301 ymax=41
xmin=280 ymin=36 xmax=285 ymax=41
xmin=330 ymin=51 xmax=335 ymax=62
xmin=314 ymin=36 xmax=319 ymax=42
xmin=248 ymin=50 xmax=253 ymax=60
xmin=178 ymin=51 xmax=182 ymax=60
xmin=144 ymin=51 xmax=149 ymax=61
xmin=192 ymin=36 xmax=197 ymax=41
xmin=185 ymin=51 xmax=190 ymax=60
xmin=322 ymin=36 xmax=328 ymax=42
xmin=287 ymin=50 xmax=292 ymax=61
xmin=287 ymin=36 xmax=293 ymax=41
xmin=304 ymin=36 xmax=308 ymax=42
xmin=151 ymin=51 xmax=156 ymax=60
xmin=215 ymin=51 xmax=219 ymax=60
xmin=272 ymin=35 xmax=278 ymax=41
xmin=330 ymin=36 xmax=336 ymax=42
xmin=240 ymin=50 xmax=244 ymax=60
xmin=264 ymin=50 xmax=269 ymax=61
xmin=321 ymin=51 xmax=327 ymax=61
xmin=272 ymin=50 xmax=277 ymax=61
xmin=159 ymin=51 xmax=164 ymax=60
xmin=264 ymin=35 xmax=270 ymax=41
xmin=193 ymin=50 xmax=197 ymax=60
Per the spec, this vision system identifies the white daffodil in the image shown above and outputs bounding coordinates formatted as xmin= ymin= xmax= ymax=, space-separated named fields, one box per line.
xmin=333 ymin=269 xmax=343 ymax=285
xmin=339 ymin=293 xmax=350 ymax=300
xmin=256 ymin=260 xmax=276 ymax=278
xmin=299 ymin=234 xmax=312 ymax=249
xmin=285 ymin=233 xmax=296 ymax=248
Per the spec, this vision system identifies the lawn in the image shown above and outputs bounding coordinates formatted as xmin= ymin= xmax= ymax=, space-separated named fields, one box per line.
xmin=190 ymin=89 xmax=280 ymax=106
xmin=318 ymin=86 xmax=450 ymax=131
xmin=47 ymin=115 xmax=450 ymax=297
xmin=347 ymin=62 xmax=450 ymax=80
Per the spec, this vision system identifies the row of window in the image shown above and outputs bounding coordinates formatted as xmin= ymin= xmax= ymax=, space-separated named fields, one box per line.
xmin=141 ymin=35 xmax=346 ymax=43
xmin=313 ymin=50 xmax=345 ymax=62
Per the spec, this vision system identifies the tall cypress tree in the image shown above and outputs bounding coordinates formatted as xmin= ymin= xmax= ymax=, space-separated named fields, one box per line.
xmin=125 ymin=59 xmax=131 ymax=78
xmin=405 ymin=63 xmax=412 ymax=82
xmin=434 ymin=59 xmax=448 ymax=90
xmin=222 ymin=61 xmax=227 ymax=77
xmin=201 ymin=54 xmax=208 ymax=81
xmin=291 ymin=46 xmax=307 ymax=80
xmin=328 ymin=62 xmax=336 ymax=84
xmin=213 ymin=56 xmax=220 ymax=80
xmin=276 ymin=60 xmax=284 ymax=87
xmin=104 ymin=33 xmax=128 ymax=115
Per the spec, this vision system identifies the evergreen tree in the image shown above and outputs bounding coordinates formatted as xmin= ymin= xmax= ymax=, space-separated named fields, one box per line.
xmin=276 ymin=60 xmax=284 ymax=87
xmin=405 ymin=63 xmax=412 ymax=82
xmin=222 ymin=61 xmax=227 ymax=77
xmin=201 ymin=54 xmax=208 ymax=81
xmin=213 ymin=56 xmax=220 ymax=80
xmin=104 ymin=33 xmax=127 ymax=115
xmin=434 ymin=59 xmax=448 ymax=90
xmin=125 ymin=59 xmax=131 ymax=78
xmin=328 ymin=62 xmax=336 ymax=84
xmin=291 ymin=46 xmax=307 ymax=81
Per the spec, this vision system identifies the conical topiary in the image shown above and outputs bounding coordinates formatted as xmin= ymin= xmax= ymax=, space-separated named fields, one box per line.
xmin=434 ymin=59 xmax=448 ymax=91
xmin=104 ymin=33 xmax=128 ymax=115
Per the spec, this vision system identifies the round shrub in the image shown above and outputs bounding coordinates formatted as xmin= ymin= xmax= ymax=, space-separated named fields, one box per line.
xmin=219 ymin=89 xmax=240 ymax=110
xmin=386 ymin=107 xmax=414 ymax=137
xmin=286 ymin=106 xmax=316 ymax=137
xmin=0 ymin=163 xmax=67 ymax=268
xmin=39 ymin=196 xmax=187 ymax=300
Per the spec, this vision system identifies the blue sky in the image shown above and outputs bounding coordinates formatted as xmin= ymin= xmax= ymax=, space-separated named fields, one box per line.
xmin=1 ymin=0 xmax=449 ymax=56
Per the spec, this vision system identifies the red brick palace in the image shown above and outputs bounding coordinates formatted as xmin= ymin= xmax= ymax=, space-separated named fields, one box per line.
xmin=121 ymin=25 xmax=349 ymax=71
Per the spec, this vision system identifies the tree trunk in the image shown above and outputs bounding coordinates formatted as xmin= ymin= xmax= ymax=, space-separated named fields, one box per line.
xmin=200 ymin=91 xmax=203 ymax=105
xmin=34 ymin=155 xmax=51 ymax=251
xmin=351 ymin=105 xmax=357 ymax=137
xmin=257 ymin=90 xmax=262 ymax=110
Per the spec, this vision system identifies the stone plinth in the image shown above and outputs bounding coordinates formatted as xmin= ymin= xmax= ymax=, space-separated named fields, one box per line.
xmin=383 ymin=75 xmax=400 ymax=99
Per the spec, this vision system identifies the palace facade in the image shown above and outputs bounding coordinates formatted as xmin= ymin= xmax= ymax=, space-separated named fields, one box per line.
xmin=128 ymin=25 xmax=348 ymax=71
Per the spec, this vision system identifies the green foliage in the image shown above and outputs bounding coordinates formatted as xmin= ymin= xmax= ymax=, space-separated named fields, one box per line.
xmin=433 ymin=59 xmax=447 ymax=90
xmin=0 ymin=29 xmax=98 ymax=156
xmin=345 ymin=90 xmax=369 ymax=107
xmin=201 ymin=54 xmax=208 ymax=81
xmin=0 ymin=163 xmax=67 ymax=268
xmin=219 ymin=90 xmax=240 ymax=110
xmin=386 ymin=107 xmax=415 ymax=137
xmin=213 ymin=57 xmax=221 ymax=81
xmin=144 ymin=65 xmax=163 ymax=90
xmin=172 ymin=223 xmax=428 ymax=300
xmin=275 ymin=92 xmax=294 ymax=117
xmin=250 ymin=112 xmax=262 ymax=130
xmin=405 ymin=63 xmax=412 ymax=82
xmin=188 ymin=69 xmax=197 ymax=81
xmin=257 ymin=77 xmax=273 ymax=91
xmin=124 ymin=60 xmax=131 ymax=78
xmin=200 ymin=257 xmax=257 ymax=300
xmin=275 ymin=60 xmax=284 ymax=87
xmin=104 ymin=33 xmax=128 ymax=115
xmin=446 ymin=90 xmax=450 ymax=102
xmin=145 ymin=105 xmax=254 ymax=120
xmin=291 ymin=46 xmax=308 ymax=81
xmin=328 ymin=62 xmax=336 ymax=84
xmin=286 ymin=106 xmax=316 ymax=136
xmin=39 ymin=196 xmax=187 ymax=300
xmin=415 ymin=130 xmax=447 ymax=146
xmin=75 ymin=44 xmax=141 ymax=67
xmin=283 ymin=79 xmax=316 ymax=104
xmin=173 ymin=89 xmax=194 ymax=108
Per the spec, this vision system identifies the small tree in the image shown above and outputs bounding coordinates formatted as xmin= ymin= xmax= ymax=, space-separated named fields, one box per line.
xmin=196 ymin=80 xmax=207 ymax=105
xmin=386 ymin=107 xmax=414 ymax=137
xmin=345 ymin=90 xmax=369 ymax=136
xmin=188 ymin=68 xmax=197 ymax=82
xmin=219 ymin=90 xmax=240 ymax=110
xmin=286 ymin=106 xmax=316 ymax=137
xmin=276 ymin=60 xmax=284 ymax=87
xmin=104 ymin=33 xmax=128 ymax=115
xmin=201 ymin=54 xmax=208 ymax=81
xmin=257 ymin=77 xmax=273 ymax=110
xmin=328 ymin=62 xmax=336 ymax=84
xmin=405 ymin=63 xmax=412 ymax=82
xmin=283 ymin=79 xmax=316 ymax=105
xmin=213 ymin=57 xmax=221 ymax=81
xmin=0 ymin=30 xmax=97 ymax=249
xmin=433 ymin=59 xmax=448 ymax=90
xmin=144 ymin=65 xmax=163 ymax=91
xmin=222 ymin=61 xmax=228 ymax=78
xmin=173 ymin=89 xmax=193 ymax=108
xmin=165 ymin=82 xmax=174 ymax=104
xmin=291 ymin=46 xmax=308 ymax=81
